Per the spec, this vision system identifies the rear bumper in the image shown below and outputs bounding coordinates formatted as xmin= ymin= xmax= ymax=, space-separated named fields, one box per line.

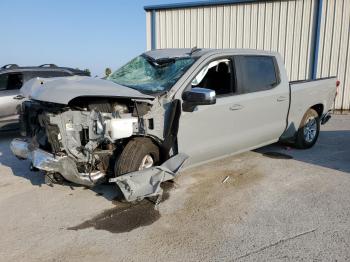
xmin=321 ymin=111 xmax=332 ymax=125
xmin=10 ymin=139 xmax=105 ymax=186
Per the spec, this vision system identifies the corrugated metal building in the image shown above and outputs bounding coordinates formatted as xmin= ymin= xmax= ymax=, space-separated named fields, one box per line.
xmin=144 ymin=0 xmax=350 ymax=110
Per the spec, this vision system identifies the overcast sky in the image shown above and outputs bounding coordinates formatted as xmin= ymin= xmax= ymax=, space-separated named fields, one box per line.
xmin=0 ymin=0 xmax=192 ymax=76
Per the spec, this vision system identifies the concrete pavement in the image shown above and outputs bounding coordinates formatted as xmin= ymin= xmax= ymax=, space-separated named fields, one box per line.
xmin=0 ymin=114 xmax=349 ymax=261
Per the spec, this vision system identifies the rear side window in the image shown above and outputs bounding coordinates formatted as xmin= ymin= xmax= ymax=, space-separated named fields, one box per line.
xmin=0 ymin=73 xmax=23 ymax=90
xmin=235 ymin=56 xmax=278 ymax=94
xmin=0 ymin=74 xmax=8 ymax=91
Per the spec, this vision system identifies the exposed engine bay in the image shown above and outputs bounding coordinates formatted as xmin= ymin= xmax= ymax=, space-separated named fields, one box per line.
xmin=20 ymin=98 xmax=151 ymax=173
xmin=11 ymin=94 xmax=186 ymax=201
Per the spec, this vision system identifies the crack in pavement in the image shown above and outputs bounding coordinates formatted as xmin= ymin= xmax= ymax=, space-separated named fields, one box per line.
xmin=234 ymin=228 xmax=318 ymax=261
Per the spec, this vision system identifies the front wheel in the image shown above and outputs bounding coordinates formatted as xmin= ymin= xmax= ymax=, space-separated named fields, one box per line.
xmin=294 ymin=108 xmax=320 ymax=149
xmin=114 ymin=137 xmax=160 ymax=177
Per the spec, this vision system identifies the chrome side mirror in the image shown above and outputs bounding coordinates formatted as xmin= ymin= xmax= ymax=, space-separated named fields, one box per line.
xmin=182 ymin=87 xmax=216 ymax=112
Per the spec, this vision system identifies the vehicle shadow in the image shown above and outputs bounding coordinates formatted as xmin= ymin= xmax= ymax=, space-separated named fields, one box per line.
xmin=0 ymin=123 xmax=19 ymax=132
xmin=87 ymin=183 xmax=121 ymax=202
xmin=256 ymin=130 xmax=350 ymax=174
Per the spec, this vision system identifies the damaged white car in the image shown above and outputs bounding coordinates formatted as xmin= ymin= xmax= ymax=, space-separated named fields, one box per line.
xmin=11 ymin=48 xmax=337 ymax=201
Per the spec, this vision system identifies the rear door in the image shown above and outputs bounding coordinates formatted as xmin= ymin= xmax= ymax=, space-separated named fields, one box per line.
xmin=0 ymin=72 xmax=24 ymax=126
xmin=230 ymin=55 xmax=289 ymax=148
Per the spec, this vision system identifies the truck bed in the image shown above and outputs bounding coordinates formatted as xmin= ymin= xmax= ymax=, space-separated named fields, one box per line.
xmin=284 ymin=77 xmax=337 ymax=138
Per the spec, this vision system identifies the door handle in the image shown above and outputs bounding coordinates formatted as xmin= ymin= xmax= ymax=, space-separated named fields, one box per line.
xmin=277 ymin=96 xmax=287 ymax=102
xmin=229 ymin=104 xmax=244 ymax=111
xmin=13 ymin=95 xmax=25 ymax=100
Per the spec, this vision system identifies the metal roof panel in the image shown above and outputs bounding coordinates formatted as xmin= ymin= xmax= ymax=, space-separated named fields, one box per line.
xmin=144 ymin=0 xmax=259 ymax=11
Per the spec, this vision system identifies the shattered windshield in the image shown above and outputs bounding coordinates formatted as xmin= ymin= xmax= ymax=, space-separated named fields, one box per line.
xmin=107 ymin=55 xmax=195 ymax=94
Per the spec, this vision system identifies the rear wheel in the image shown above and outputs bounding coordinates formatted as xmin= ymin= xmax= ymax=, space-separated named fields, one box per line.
xmin=294 ymin=108 xmax=320 ymax=149
xmin=114 ymin=137 xmax=159 ymax=176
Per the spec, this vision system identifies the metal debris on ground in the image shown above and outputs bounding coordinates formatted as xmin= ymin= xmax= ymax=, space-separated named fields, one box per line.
xmin=222 ymin=176 xmax=230 ymax=184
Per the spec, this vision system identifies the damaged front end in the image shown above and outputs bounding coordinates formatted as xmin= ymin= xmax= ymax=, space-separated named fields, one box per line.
xmin=10 ymin=54 xmax=194 ymax=201
xmin=11 ymin=93 xmax=186 ymax=200
xmin=12 ymin=98 xmax=134 ymax=186
xmin=11 ymin=139 xmax=105 ymax=186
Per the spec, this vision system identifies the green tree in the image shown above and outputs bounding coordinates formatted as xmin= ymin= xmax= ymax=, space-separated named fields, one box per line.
xmin=105 ymin=67 xmax=112 ymax=77
xmin=83 ymin=69 xmax=91 ymax=76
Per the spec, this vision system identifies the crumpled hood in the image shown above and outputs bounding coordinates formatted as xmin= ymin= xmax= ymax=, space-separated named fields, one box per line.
xmin=20 ymin=76 xmax=154 ymax=104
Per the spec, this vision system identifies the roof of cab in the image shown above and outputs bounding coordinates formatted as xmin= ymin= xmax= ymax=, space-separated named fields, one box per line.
xmin=143 ymin=48 xmax=211 ymax=60
xmin=143 ymin=48 xmax=279 ymax=60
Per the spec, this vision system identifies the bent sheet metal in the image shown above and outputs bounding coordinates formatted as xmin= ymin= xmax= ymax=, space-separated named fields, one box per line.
xmin=110 ymin=153 xmax=188 ymax=202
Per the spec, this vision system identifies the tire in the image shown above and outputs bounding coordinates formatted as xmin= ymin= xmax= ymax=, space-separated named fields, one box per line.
xmin=114 ymin=137 xmax=159 ymax=176
xmin=294 ymin=108 xmax=320 ymax=149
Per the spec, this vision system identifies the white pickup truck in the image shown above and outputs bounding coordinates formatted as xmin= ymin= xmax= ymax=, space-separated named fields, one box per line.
xmin=11 ymin=48 xmax=338 ymax=201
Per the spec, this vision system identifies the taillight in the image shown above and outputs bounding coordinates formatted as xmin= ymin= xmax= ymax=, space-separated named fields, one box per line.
xmin=336 ymin=80 xmax=340 ymax=96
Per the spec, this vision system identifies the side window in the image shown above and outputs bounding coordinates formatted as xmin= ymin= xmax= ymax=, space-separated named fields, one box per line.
xmin=0 ymin=74 xmax=8 ymax=91
xmin=235 ymin=56 xmax=278 ymax=94
xmin=7 ymin=73 xmax=23 ymax=90
xmin=191 ymin=58 xmax=234 ymax=96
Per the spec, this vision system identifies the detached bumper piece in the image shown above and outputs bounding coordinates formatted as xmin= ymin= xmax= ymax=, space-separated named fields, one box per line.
xmin=10 ymin=139 xmax=106 ymax=187
xmin=110 ymin=153 xmax=188 ymax=202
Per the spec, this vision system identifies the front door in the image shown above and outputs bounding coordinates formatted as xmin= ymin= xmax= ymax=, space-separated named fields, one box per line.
xmin=178 ymin=95 xmax=244 ymax=166
xmin=177 ymin=58 xmax=240 ymax=165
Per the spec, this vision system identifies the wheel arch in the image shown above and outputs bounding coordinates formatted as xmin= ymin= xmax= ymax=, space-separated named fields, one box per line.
xmin=280 ymin=104 xmax=323 ymax=142
xmin=294 ymin=107 xmax=321 ymax=149
xmin=310 ymin=103 xmax=324 ymax=117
